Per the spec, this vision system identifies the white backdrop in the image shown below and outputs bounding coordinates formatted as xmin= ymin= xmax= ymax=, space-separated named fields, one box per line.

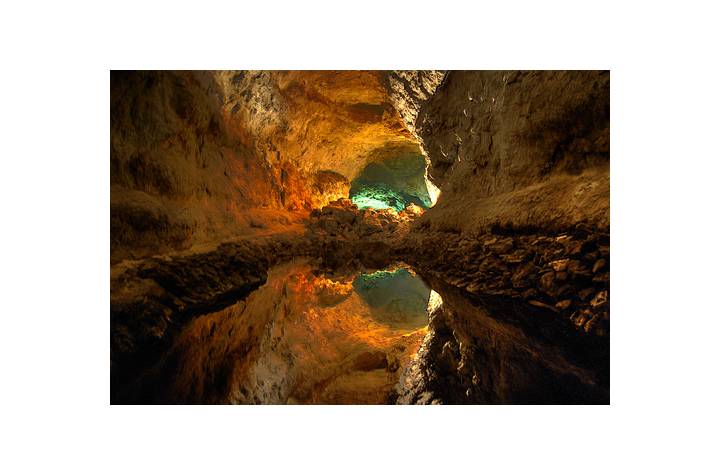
xmin=1 ymin=1 xmax=719 ymax=474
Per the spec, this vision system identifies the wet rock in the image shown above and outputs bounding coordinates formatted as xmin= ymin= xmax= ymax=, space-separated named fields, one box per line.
xmin=590 ymin=290 xmax=608 ymax=308
xmin=528 ymin=300 xmax=559 ymax=313
xmin=578 ymin=287 xmax=595 ymax=301
xmin=488 ymin=238 xmax=514 ymax=254
xmin=522 ymin=288 xmax=538 ymax=300
xmin=539 ymin=272 xmax=555 ymax=292
xmin=550 ymin=259 xmax=569 ymax=272
xmin=593 ymin=258 xmax=607 ymax=273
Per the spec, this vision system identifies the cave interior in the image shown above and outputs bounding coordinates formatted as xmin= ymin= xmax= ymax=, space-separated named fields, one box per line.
xmin=110 ymin=70 xmax=610 ymax=405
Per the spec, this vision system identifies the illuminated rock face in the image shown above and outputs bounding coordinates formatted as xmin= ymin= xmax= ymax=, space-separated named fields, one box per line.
xmin=350 ymin=152 xmax=432 ymax=211
xmin=111 ymin=71 xmax=443 ymax=261
xmin=414 ymin=70 xmax=610 ymax=234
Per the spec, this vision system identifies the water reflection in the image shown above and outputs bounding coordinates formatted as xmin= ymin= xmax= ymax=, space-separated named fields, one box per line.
xmin=352 ymin=267 xmax=431 ymax=330
xmin=148 ymin=259 xmax=431 ymax=404
xmin=134 ymin=258 xmax=607 ymax=404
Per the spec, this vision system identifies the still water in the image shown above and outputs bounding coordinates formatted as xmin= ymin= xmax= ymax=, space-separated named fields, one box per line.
xmin=144 ymin=259 xmax=607 ymax=404
xmin=154 ymin=260 xmax=435 ymax=403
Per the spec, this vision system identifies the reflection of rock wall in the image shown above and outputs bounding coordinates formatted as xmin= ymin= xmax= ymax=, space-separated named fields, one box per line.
xmin=396 ymin=276 xmax=609 ymax=404
xmin=119 ymin=260 xmax=428 ymax=404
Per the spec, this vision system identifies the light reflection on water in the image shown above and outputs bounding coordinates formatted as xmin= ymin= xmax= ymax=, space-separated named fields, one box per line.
xmin=161 ymin=259 xmax=435 ymax=404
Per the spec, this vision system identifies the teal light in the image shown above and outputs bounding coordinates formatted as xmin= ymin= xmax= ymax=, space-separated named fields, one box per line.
xmin=352 ymin=267 xmax=432 ymax=329
xmin=352 ymin=195 xmax=393 ymax=210
xmin=349 ymin=184 xmax=409 ymax=212
xmin=348 ymin=154 xmax=433 ymax=212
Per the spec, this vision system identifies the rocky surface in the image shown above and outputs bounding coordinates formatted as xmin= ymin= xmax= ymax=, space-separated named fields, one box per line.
xmin=402 ymin=226 xmax=610 ymax=339
xmin=111 ymin=71 xmax=442 ymax=262
xmin=414 ymin=70 xmax=609 ymax=234
xmin=386 ymin=70 xmax=446 ymax=139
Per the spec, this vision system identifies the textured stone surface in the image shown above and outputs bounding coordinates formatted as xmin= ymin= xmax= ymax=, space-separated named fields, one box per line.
xmin=111 ymin=71 xmax=442 ymax=262
xmin=415 ymin=70 xmax=610 ymax=234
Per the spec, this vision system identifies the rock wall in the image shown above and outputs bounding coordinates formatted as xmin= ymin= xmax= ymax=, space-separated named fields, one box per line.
xmin=415 ymin=70 xmax=610 ymax=234
xmin=111 ymin=70 xmax=443 ymax=262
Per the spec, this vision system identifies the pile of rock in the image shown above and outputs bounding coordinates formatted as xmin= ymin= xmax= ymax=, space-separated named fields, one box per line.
xmin=307 ymin=198 xmax=423 ymax=240
xmin=404 ymin=226 xmax=610 ymax=338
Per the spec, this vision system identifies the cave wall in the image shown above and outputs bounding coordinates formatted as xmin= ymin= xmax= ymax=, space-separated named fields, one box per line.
xmin=111 ymin=70 xmax=606 ymax=262
xmin=414 ymin=71 xmax=610 ymax=234
xmin=111 ymin=71 xmax=443 ymax=262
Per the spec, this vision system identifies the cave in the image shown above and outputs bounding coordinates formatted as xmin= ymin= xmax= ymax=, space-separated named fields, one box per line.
xmin=349 ymin=152 xmax=433 ymax=211
xmin=110 ymin=70 xmax=610 ymax=405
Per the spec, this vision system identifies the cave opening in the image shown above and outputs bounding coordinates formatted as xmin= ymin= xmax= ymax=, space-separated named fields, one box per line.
xmin=349 ymin=153 xmax=435 ymax=212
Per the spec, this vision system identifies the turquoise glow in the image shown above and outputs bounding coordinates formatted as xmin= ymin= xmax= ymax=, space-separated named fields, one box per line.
xmin=349 ymin=184 xmax=416 ymax=211
xmin=352 ymin=267 xmax=431 ymax=329
xmin=348 ymin=154 xmax=433 ymax=211
xmin=352 ymin=195 xmax=393 ymax=210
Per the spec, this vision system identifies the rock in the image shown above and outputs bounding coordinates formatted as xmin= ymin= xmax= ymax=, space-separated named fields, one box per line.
xmin=522 ymin=288 xmax=538 ymax=300
xmin=403 ymin=203 xmax=425 ymax=217
xmin=512 ymin=262 xmax=537 ymax=288
xmin=488 ymin=238 xmax=514 ymax=254
xmin=466 ymin=282 xmax=481 ymax=293
xmin=572 ymin=309 xmax=593 ymax=328
xmin=592 ymin=258 xmax=607 ymax=273
xmin=584 ymin=314 xmax=602 ymax=333
xmin=528 ymin=300 xmax=559 ymax=313
xmin=578 ymin=287 xmax=595 ymax=301
xmin=590 ymin=290 xmax=608 ymax=307
xmin=550 ymin=259 xmax=569 ymax=272
xmin=555 ymin=299 xmax=572 ymax=310
xmin=539 ymin=272 xmax=555 ymax=291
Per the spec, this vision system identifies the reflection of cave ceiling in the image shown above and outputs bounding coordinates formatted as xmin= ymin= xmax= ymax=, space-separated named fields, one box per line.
xmin=352 ymin=268 xmax=431 ymax=328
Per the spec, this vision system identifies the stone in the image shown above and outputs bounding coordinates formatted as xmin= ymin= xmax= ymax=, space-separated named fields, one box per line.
xmin=528 ymin=300 xmax=559 ymax=313
xmin=578 ymin=287 xmax=595 ymax=301
xmin=550 ymin=259 xmax=569 ymax=272
xmin=555 ymin=299 xmax=572 ymax=310
xmin=466 ymin=282 xmax=481 ymax=293
xmin=488 ymin=238 xmax=514 ymax=254
xmin=590 ymin=290 xmax=608 ymax=307
xmin=592 ymin=258 xmax=607 ymax=273
xmin=539 ymin=272 xmax=555 ymax=291
xmin=522 ymin=288 xmax=538 ymax=300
